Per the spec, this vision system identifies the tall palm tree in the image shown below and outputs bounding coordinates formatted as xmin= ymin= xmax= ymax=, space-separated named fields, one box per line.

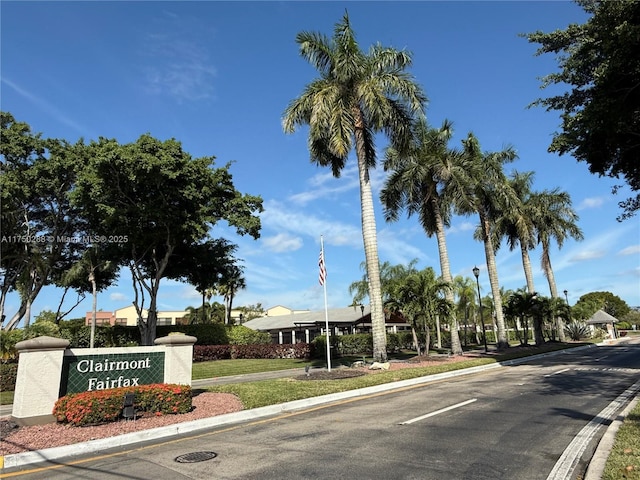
xmin=453 ymin=275 xmax=477 ymax=347
xmin=218 ymin=265 xmax=246 ymax=325
xmin=530 ymin=189 xmax=583 ymax=342
xmin=381 ymin=118 xmax=463 ymax=355
xmin=457 ymin=133 xmax=518 ymax=349
xmin=283 ymin=12 xmax=426 ymax=362
xmin=493 ymin=171 xmax=537 ymax=294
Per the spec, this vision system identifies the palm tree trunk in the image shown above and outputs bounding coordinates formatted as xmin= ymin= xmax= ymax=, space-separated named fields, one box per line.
xmin=411 ymin=326 xmax=421 ymax=356
xmin=542 ymin=242 xmax=566 ymax=341
xmin=520 ymin=243 xmax=536 ymax=294
xmin=433 ymin=199 xmax=463 ymax=354
xmin=480 ymin=211 xmax=509 ymax=349
xmin=354 ymin=109 xmax=387 ymax=362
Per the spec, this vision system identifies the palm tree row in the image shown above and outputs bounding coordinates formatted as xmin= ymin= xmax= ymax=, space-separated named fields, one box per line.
xmin=283 ymin=12 xmax=582 ymax=359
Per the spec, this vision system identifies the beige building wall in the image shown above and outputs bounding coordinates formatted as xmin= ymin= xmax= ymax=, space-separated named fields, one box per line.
xmin=86 ymin=305 xmax=188 ymax=327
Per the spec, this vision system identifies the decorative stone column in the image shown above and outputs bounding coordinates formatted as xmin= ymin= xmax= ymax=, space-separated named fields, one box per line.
xmin=12 ymin=336 xmax=70 ymax=426
xmin=154 ymin=334 xmax=197 ymax=385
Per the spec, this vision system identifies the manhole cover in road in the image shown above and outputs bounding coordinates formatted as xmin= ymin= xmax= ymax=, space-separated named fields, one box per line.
xmin=175 ymin=451 xmax=218 ymax=463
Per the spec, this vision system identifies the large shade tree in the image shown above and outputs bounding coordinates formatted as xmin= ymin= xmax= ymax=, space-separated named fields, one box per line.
xmin=1 ymin=113 xmax=87 ymax=329
xmin=73 ymin=135 xmax=262 ymax=345
xmin=381 ymin=118 xmax=463 ymax=355
xmin=282 ymin=12 xmax=426 ymax=361
xmin=526 ymin=0 xmax=640 ymax=221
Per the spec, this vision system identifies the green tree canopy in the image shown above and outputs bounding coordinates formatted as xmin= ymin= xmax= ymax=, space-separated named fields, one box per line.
xmin=72 ymin=134 xmax=262 ymax=345
xmin=572 ymin=291 xmax=630 ymax=320
xmin=526 ymin=0 xmax=640 ymax=221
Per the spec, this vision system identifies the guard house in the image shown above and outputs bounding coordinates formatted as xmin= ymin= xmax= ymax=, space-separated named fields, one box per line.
xmin=585 ymin=309 xmax=620 ymax=339
xmin=242 ymin=305 xmax=410 ymax=344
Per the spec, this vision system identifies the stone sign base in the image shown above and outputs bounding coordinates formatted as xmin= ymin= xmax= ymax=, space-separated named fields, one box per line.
xmin=11 ymin=334 xmax=196 ymax=426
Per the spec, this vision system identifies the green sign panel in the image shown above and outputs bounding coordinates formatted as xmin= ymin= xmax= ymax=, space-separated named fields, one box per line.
xmin=61 ymin=352 xmax=165 ymax=395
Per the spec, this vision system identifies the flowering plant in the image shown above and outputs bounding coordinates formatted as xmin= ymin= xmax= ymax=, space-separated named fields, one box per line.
xmin=53 ymin=384 xmax=192 ymax=426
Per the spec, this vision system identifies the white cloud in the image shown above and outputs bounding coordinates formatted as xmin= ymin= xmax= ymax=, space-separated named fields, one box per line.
xmin=261 ymin=200 xmax=362 ymax=248
xmin=568 ymin=249 xmax=606 ymax=262
xmin=139 ymin=15 xmax=217 ymax=103
xmin=262 ymin=233 xmax=304 ymax=253
xmin=618 ymin=245 xmax=640 ymax=256
xmin=577 ymin=196 xmax=606 ymax=210
xmin=109 ymin=292 xmax=128 ymax=302
xmin=290 ymin=167 xmax=358 ymax=205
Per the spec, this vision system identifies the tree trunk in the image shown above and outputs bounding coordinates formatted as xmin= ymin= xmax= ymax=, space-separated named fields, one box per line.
xmin=424 ymin=326 xmax=431 ymax=357
xmin=90 ymin=270 xmax=97 ymax=348
xmin=534 ymin=315 xmax=544 ymax=346
xmin=542 ymin=242 xmax=566 ymax=342
xmin=5 ymin=279 xmax=44 ymax=330
xmin=411 ymin=326 xmax=421 ymax=356
xmin=520 ymin=243 xmax=536 ymax=294
xmin=354 ymin=108 xmax=387 ymax=362
xmin=479 ymin=211 xmax=509 ymax=349
xmin=432 ymin=198 xmax=463 ymax=354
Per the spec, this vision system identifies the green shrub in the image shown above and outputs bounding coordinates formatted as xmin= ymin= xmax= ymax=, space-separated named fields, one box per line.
xmin=227 ymin=325 xmax=271 ymax=345
xmin=338 ymin=334 xmax=373 ymax=355
xmin=53 ymin=383 xmax=192 ymax=426
xmin=0 ymin=330 xmax=22 ymax=360
xmin=192 ymin=343 xmax=310 ymax=362
xmin=24 ymin=321 xmax=60 ymax=338
xmin=0 ymin=362 xmax=18 ymax=391
xmin=157 ymin=323 xmax=228 ymax=345
xmin=564 ymin=321 xmax=591 ymax=341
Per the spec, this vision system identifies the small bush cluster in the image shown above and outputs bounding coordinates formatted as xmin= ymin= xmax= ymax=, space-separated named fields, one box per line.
xmin=193 ymin=343 xmax=310 ymax=362
xmin=336 ymin=334 xmax=373 ymax=355
xmin=312 ymin=333 xmax=412 ymax=357
xmin=53 ymin=383 xmax=192 ymax=426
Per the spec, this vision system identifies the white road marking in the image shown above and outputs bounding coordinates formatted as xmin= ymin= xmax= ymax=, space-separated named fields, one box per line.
xmin=544 ymin=368 xmax=571 ymax=377
xmin=399 ymin=398 xmax=477 ymax=425
xmin=546 ymin=378 xmax=640 ymax=480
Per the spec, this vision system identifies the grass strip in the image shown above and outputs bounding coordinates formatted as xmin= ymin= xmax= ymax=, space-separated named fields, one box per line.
xmin=206 ymin=358 xmax=495 ymax=409
xmin=602 ymin=400 xmax=640 ymax=480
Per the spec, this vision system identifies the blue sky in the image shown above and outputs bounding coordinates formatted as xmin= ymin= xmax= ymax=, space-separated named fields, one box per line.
xmin=2 ymin=1 xmax=639 ymax=324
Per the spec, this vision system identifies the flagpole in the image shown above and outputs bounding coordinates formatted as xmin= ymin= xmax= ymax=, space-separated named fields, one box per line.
xmin=320 ymin=235 xmax=331 ymax=372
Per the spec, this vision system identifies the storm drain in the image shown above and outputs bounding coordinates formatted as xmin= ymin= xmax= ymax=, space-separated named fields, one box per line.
xmin=174 ymin=451 xmax=218 ymax=463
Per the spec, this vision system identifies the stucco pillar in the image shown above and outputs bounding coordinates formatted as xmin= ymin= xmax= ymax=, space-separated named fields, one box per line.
xmin=154 ymin=334 xmax=197 ymax=385
xmin=12 ymin=336 xmax=70 ymax=426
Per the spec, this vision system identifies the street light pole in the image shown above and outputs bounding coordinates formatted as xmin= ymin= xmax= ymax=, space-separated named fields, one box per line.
xmin=473 ymin=266 xmax=488 ymax=353
xmin=563 ymin=289 xmax=571 ymax=322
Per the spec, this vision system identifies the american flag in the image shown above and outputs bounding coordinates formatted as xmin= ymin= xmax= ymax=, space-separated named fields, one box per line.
xmin=318 ymin=249 xmax=327 ymax=286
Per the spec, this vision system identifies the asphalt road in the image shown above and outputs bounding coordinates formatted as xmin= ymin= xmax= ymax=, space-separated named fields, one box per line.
xmin=4 ymin=342 xmax=640 ymax=480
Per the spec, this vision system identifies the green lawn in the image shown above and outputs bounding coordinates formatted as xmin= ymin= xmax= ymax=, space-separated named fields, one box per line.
xmin=192 ymin=357 xmax=324 ymax=380
xmin=602 ymin=400 xmax=640 ymax=480
xmin=206 ymin=357 xmax=493 ymax=409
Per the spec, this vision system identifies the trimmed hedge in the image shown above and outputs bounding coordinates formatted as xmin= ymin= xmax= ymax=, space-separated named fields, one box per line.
xmin=53 ymin=383 xmax=192 ymax=426
xmin=193 ymin=343 xmax=310 ymax=362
